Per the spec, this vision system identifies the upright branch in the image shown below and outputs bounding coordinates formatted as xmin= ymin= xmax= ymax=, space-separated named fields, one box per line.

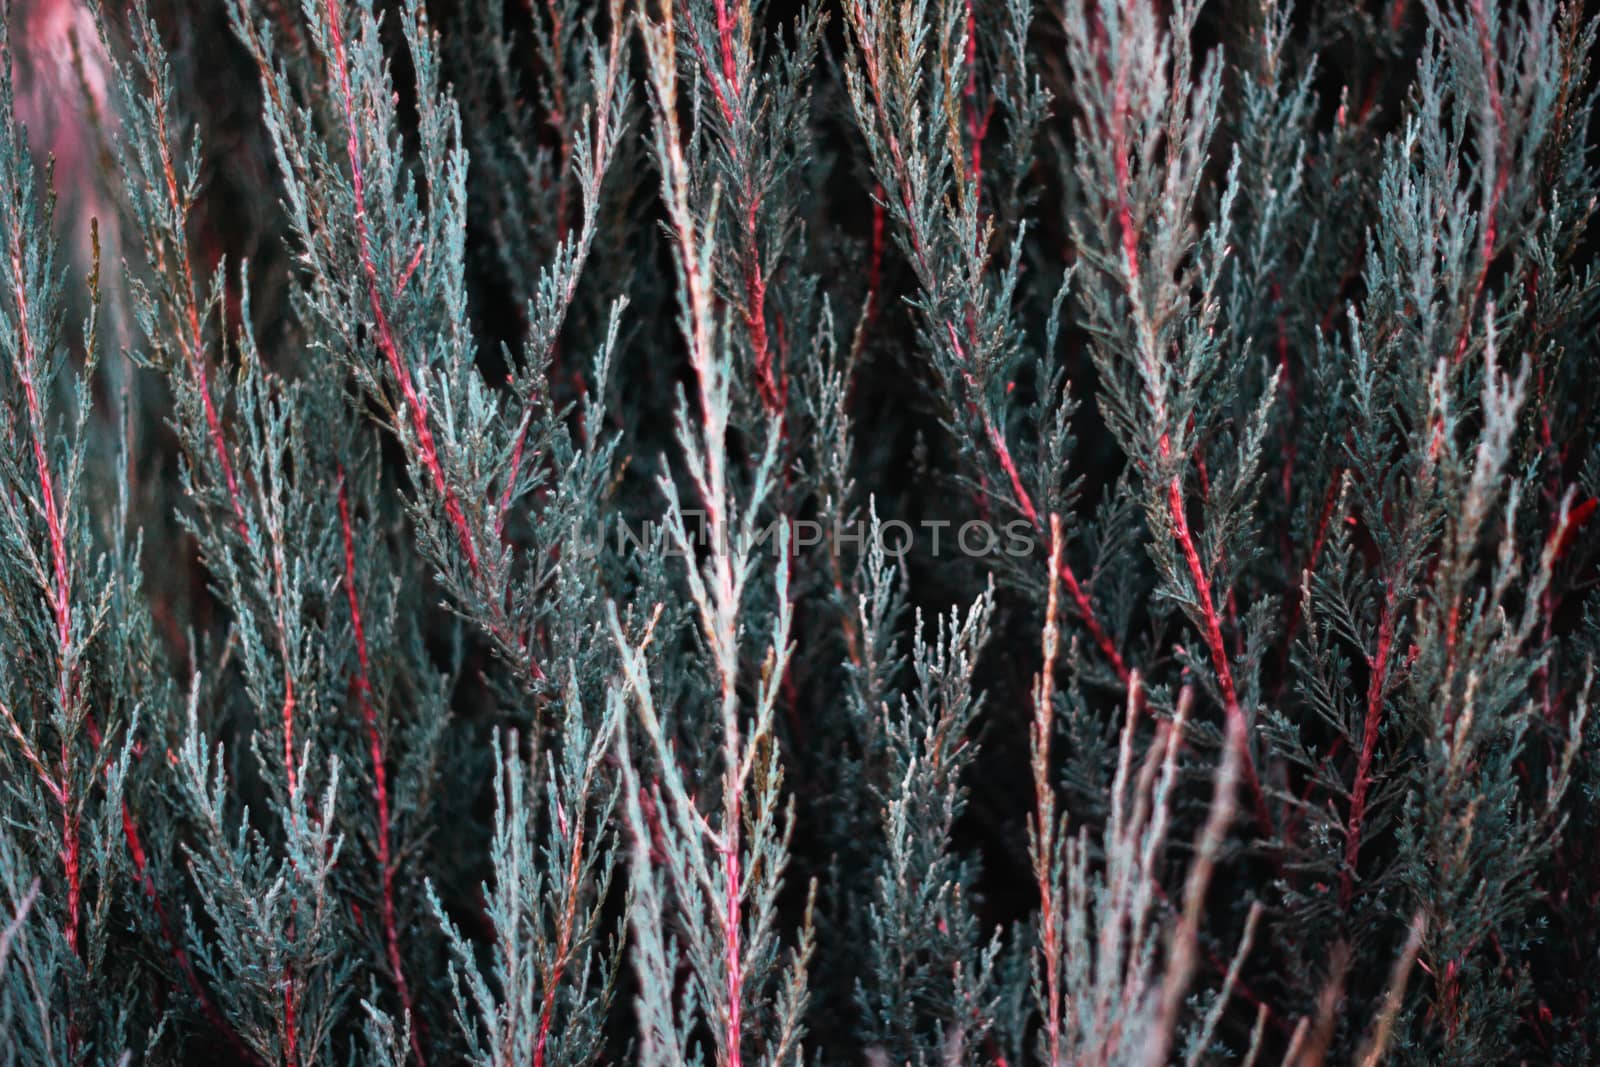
xmin=237 ymin=0 xmax=575 ymax=688
xmin=320 ymin=0 xmax=479 ymax=575
xmin=2 ymin=165 xmax=80 ymax=967
xmin=1339 ymin=591 xmax=1395 ymax=909
xmin=1147 ymin=705 xmax=1247 ymax=1067
xmin=1060 ymin=0 xmax=1281 ymax=831
xmin=693 ymin=0 xmax=782 ymax=413
xmin=1028 ymin=675 xmax=1263 ymax=1064
xmin=111 ymin=5 xmax=249 ymax=539
xmin=1450 ymin=0 xmax=1510 ymax=366
xmin=620 ymin=5 xmax=812 ymax=1063
xmin=1162 ymin=433 xmax=1273 ymax=833
xmin=259 ymin=428 xmax=303 ymax=1067
xmin=498 ymin=0 xmax=627 ymax=528
xmin=1030 ymin=515 xmax=1065 ymax=1067
xmin=338 ymin=473 xmax=422 ymax=1066
xmin=645 ymin=8 xmax=748 ymax=1048
xmin=82 ymin=713 xmax=246 ymax=1059
xmin=842 ymin=0 xmax=1129 ymax=685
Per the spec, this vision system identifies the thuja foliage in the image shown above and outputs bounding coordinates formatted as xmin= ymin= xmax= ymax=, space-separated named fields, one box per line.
xmin=2 ymin=0 xmax=1600 ymax=1062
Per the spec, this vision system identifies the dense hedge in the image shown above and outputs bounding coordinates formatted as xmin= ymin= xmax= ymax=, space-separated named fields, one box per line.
xmin=1 ymin=0 xmax=1598 ymax=1063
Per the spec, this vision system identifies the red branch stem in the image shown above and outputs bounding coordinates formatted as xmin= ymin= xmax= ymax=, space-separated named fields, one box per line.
xmin=1341 ymin=600 xmax=1394 ymax=907
xmin=847 ymin=2 xmax=1130 ymax=684
xmin=6 ymin=234 xmax=81 ymax=971
xmin=338 ymin=475 xmax=424 ymax=1065
xmin=148 ymin=73 xmax=249 ymax=540
xmin=322 ymin=0 xmax=480 ymax=575
xmin=1162 ymin=439 xmax=1272 ymax=835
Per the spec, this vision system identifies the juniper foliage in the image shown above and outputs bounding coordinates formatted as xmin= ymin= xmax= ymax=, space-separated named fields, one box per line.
xmin=1 ymin=0 xmax=1599 ymax=1063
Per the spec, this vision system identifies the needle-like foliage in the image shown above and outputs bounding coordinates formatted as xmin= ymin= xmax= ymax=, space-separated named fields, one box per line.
xmin=0 ymin=0 xmax=1597 ymax=1062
